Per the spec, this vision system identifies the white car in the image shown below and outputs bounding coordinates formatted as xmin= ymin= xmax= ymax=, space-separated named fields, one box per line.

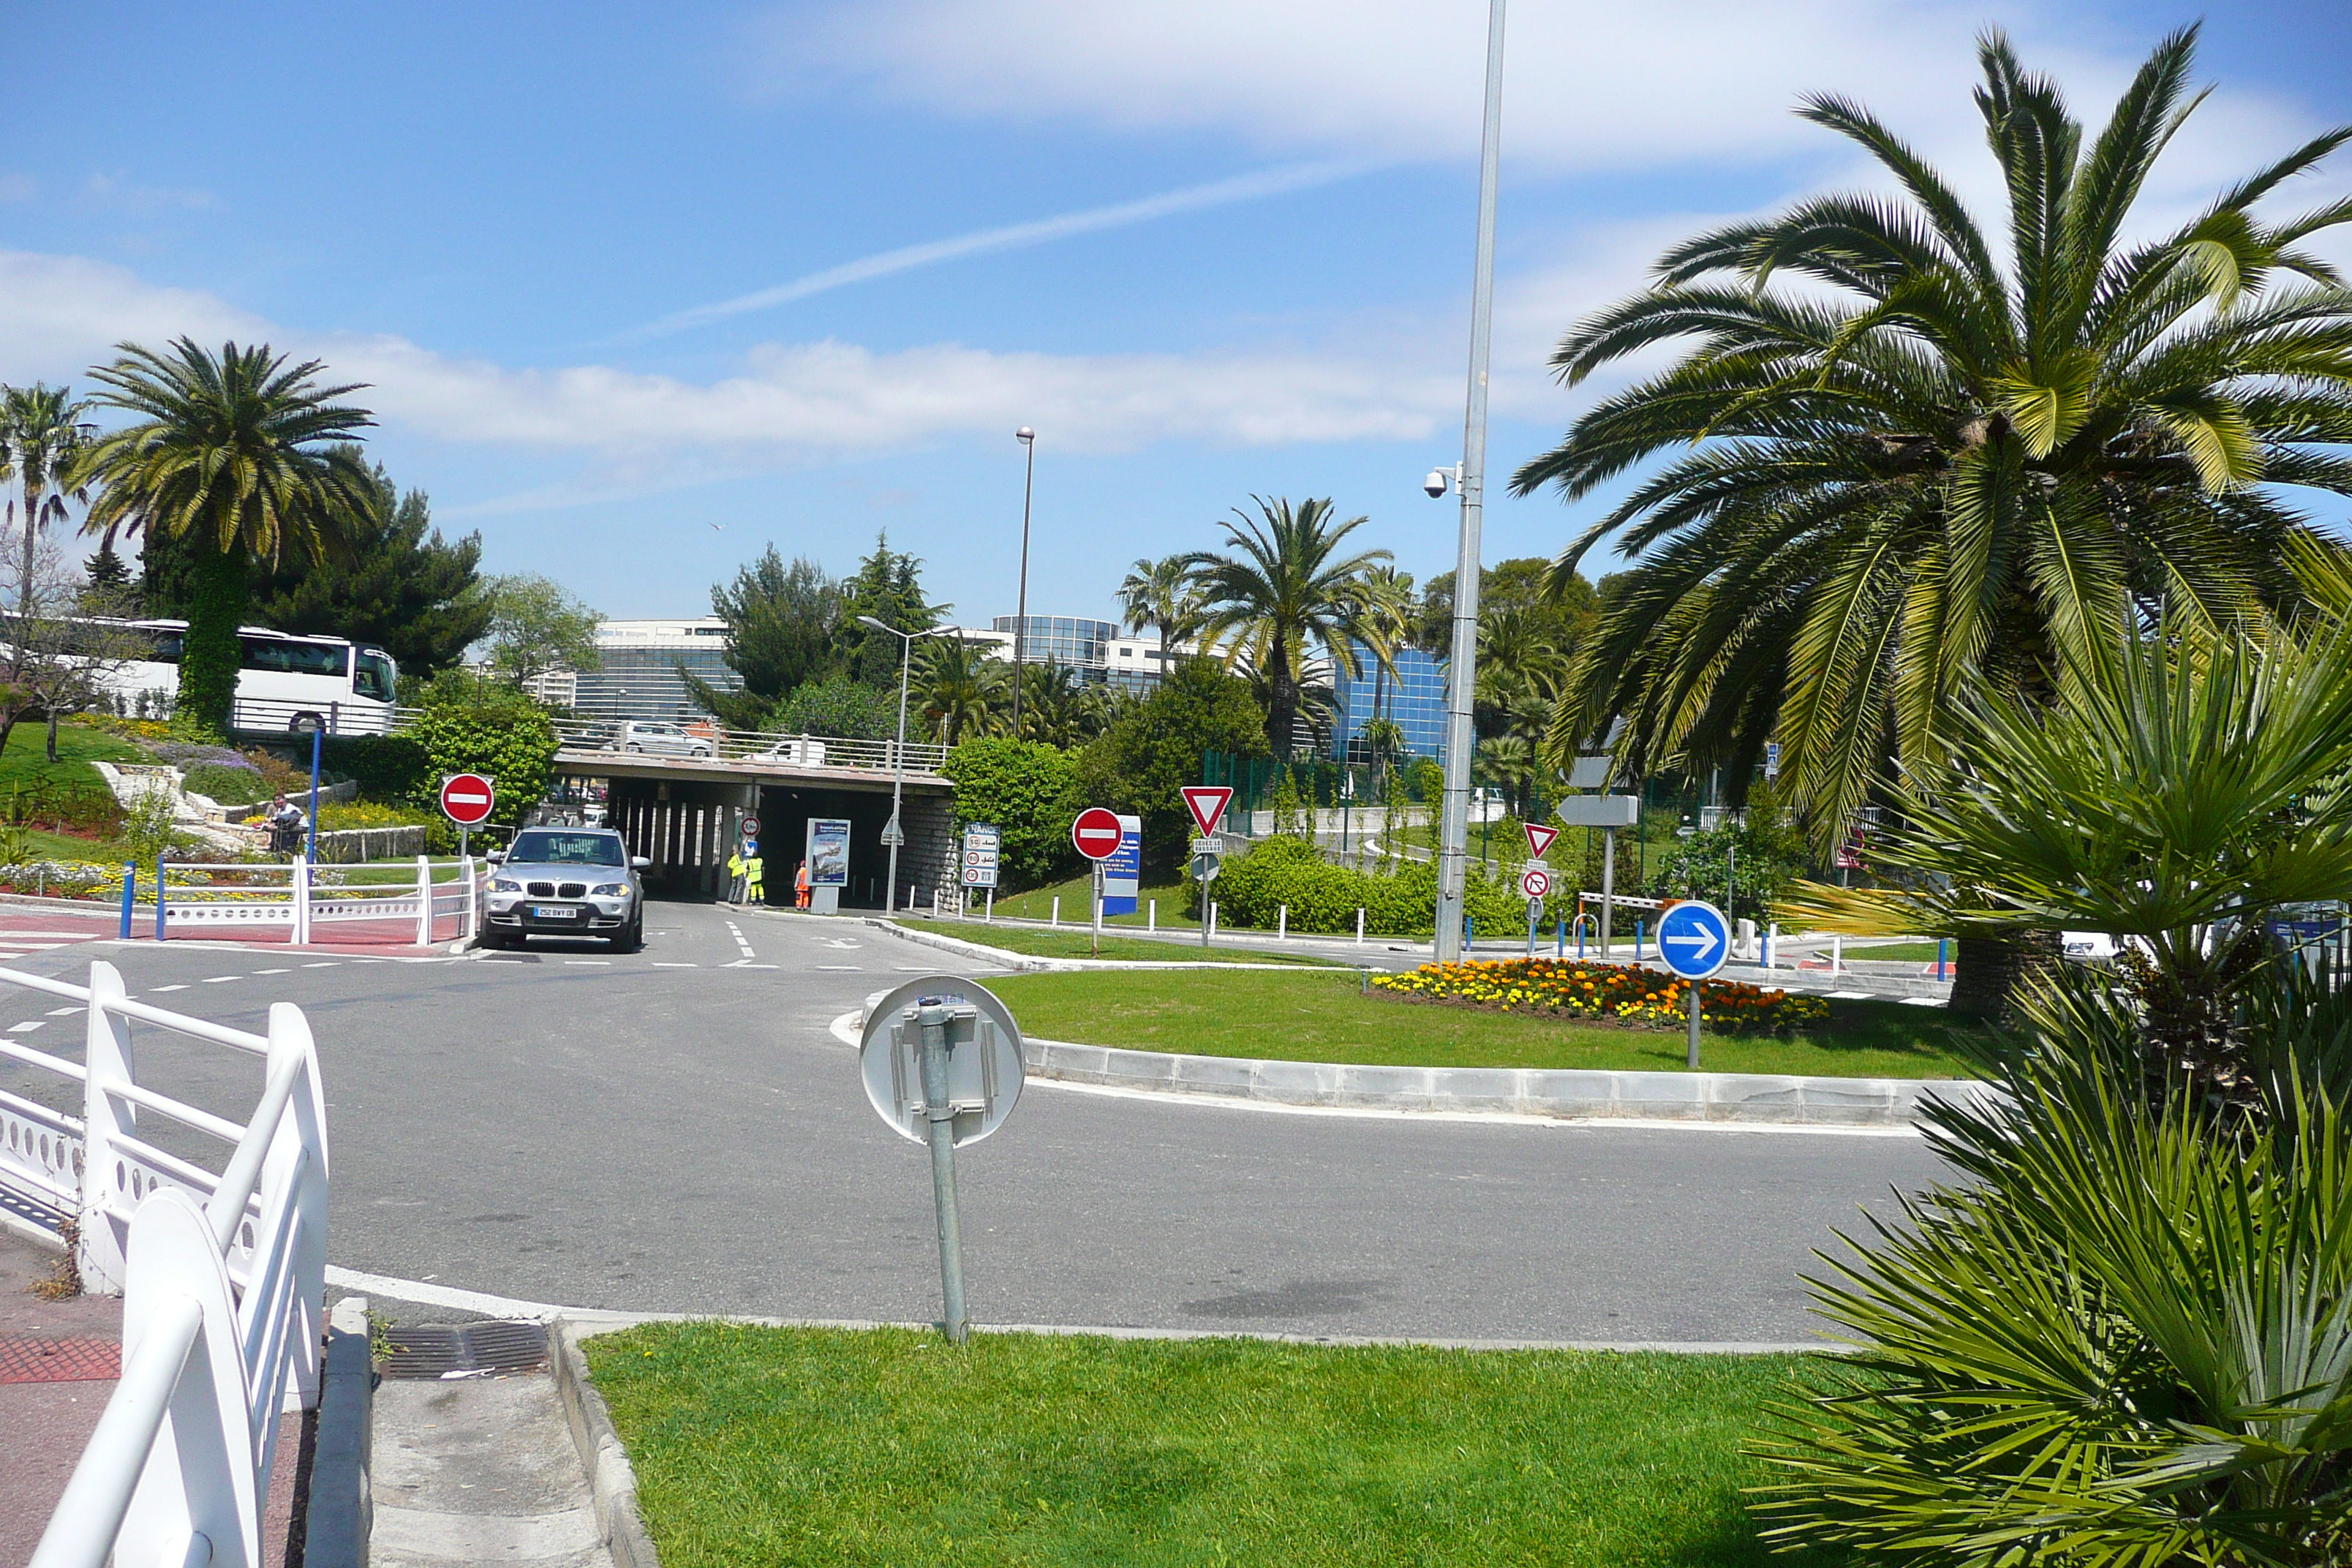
xmin=608 ymin=720 xmax=714 ymax=758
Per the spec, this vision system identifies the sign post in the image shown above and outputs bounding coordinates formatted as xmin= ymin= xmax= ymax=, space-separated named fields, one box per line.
xmin=1656 ymin=899 xmax=1732 ymax=1069
xmin=1071 ymin=807 xmax=1123 ymax=956
xmin=440 ymin=772 xmax=496 ymax=862
xmin=858 ymin=976 xmax=1025 ymax=1343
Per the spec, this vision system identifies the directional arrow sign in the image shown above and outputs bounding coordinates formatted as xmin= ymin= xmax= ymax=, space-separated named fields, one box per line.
xmin=1656 ymin=900 xmax=1732 ymax=981
xmin=1523 ymin=821 xmax=1560 ymax=859
xmin=1180 ymin=785 xmax=1234 ymax=840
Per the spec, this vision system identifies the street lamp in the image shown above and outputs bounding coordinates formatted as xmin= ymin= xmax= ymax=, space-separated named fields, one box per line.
xmin=1011 ymin=427 xmax=1036 ymax=739
xmin=860 ymin=614 xmax=954 ymax=913
xmin=1431 ymin=0 xmax=1508 ymax=965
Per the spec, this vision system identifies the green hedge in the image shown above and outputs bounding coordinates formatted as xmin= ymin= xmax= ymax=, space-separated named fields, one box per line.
xmin=1191 ymin=835 xmax=1550 ymax=937
xmin=321 ymin=734 xmax=432 ymax=802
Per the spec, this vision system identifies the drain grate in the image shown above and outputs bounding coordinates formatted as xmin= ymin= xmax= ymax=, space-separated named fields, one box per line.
xmin=377 ymin=1320 xmax=549 ymax=1380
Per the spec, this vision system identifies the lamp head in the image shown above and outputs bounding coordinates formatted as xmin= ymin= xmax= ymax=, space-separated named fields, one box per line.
xmin=1016 ymin=426 xmax=1035 ymax=445
xmin=856 ymin=614 xmax=892 ymax=634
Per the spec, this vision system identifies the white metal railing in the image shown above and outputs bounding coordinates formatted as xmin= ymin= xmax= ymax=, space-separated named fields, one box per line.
xmin=549 ymin=717 xmax=950 ymax=775
xmin=224 ymin=696 xmax=407 ymax=738
xmin=2 ymin=961 xmax=328 ymax=1568
xmin=119 ymin=856 xmax=483 ymax=946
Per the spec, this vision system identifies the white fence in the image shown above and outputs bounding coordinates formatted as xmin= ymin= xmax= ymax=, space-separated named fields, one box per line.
xmin=225 ymin=696 xmax=412 ymax=738
xmin=133 ymin=857 xmax=486 ymax=946
xmin=0 ymin=961 xmax=328 ymax=1568
xmin=549 ymin=717 xmax=950 ymax=775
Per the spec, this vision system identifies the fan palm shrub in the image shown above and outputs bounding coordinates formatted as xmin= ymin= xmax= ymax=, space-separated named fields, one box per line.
xmin=914 ymin=636 xmax=1008 ymax=745
xmin=75 ymin=339 xmax=377 ymax=736
xmin=1511 ymin=27 xmax=2352 ymax=1009
xmin=1755 ymin=959 xmax=2352 ymax=1565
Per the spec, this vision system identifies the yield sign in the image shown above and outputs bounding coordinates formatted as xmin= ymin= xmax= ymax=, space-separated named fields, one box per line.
xmin=1071 ymin=807 xmax=1124 ymax=860
xmin=1523 ymin=821 xmax=1560 ymax=859
xmin=1180 ymin=786 xmax=1234 ymax=839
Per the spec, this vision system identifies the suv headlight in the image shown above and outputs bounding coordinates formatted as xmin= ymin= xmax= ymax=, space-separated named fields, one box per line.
xmin=592 ymin=882 xmax=627 ymax=897
xmin=493 ymin=878 xmax=521 ymax=892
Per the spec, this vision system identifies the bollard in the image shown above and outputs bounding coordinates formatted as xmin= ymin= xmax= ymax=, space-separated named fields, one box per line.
xmin=154 ymin=855 xmax=166 ymax=941
xmin=1277 ymin=905 xmax=1287 ymax=941
xmin=1765 ymin=922 xmax=1777 ymax=969
xmin=1937 ymin=938 xmax=1948 ymax=981
xmin=985 ymin=889 xmax=993 ymax=921
xmin=118 ymin=863 xmax=135 ymax=939
xmin=1356 ymin=908 xmax=1365 ymax=944
xmin=1635 ymin=919 xmax=1645 ymax=961
xmin=1831 ymin=934 xmax=1842 ymax=973
xmin=1149 ymin=899 xmax=1157 ymax=933
xmin=1556 ymin=918 xmax=1565 ymax=959
xmin=1051 ymin=896 xmax=1060 ymax=927
xmin=1208 ymin=901 xmax=1218 ymax=940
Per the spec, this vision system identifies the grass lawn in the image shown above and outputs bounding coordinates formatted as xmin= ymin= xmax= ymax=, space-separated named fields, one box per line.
xmin=984 ymin=968 xmax=1983 ymax=1078
xmin=0 ymin=721 xmax=151 ymax=793
xmin=585 ymin=1323 xmax=1836 ymax=1568
xmin=1839 ymin=940 xmax=1948 ymax=963
xmin=984 ymin=870 xmax=1206 ymax=928
xmin=894 ymin=918 xmax=1337 ymax=965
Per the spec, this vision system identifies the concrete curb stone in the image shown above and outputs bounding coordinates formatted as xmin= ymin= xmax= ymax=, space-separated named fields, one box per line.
xmin=301 ymin=1295 xmax=375 ymax=1567
xmin=1022 ymin=1038 xmax=2002 ymax=1126
xmin=553 ymin=1319 xmax=661 ymax=1568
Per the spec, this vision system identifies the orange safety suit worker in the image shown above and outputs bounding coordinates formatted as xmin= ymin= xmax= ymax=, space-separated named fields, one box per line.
xmin=794 ymin=861 xmax=811 ymax=909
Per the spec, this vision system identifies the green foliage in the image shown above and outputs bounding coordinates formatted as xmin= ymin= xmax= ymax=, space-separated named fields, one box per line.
xmin=1411 ymin=755 xmax=1444 ymax=802
xmin=1515 ymin=29 xmax=2352 ymax=848
xmin=707 ymin=546 xmax=840 ymax=707
xmin=480 ymin=573 xmax=601 ymax=687
xmin=77 ymin=338 xmax=378 ymax=736
xmin=320 ymin=732 xmax=431 ymax=803
xmin=180 ymin=761 xmax=265 ymax=805
xmin=249 ymin=454 xmax=489 ymax=677
xmin=913 ymin=636 xmax=1009 ymax=744
xmin=1199 ymin=834 xmax=1531 ymax=937
xmin=1074 ymin=657 xmax=1268 ymax=869
xmin=941 ymin=736 xmax=1079 ymax=890
xmin=1754 ymin=962 xmax=2352 ymax=1565
xmin=773 ymin=674 xmax=894 ymax=741
xmin=115 ymin=785 xmax=185 ymax=864
xmin=834 ymin=532 xmax=943 ymax=687
xmin=405 ymin=675 xmax=558 ymax=826
xmin=1651 ymin=787 xmax=1809 ymax=925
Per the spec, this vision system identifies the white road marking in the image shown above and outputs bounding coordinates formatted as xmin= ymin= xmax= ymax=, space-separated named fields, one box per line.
xmin=203 ymin=976 xmax=241 ymax=984
xmin=8 ymin=1021 xmax=42 ymax=1031
xmin=815 ymin=964 xmax=861 ymax=971
xmin=564 ymin=960 xmax=611 ymax=967
xmin=0 ymin=941 xmax=76 ymax=950
xmin=45 ymin=1006 xmax=77 ymax=1017
xmin=650 ymin=962 xmax=697 ymax=968
xmin=724 ymin=960 xmax=778 ymax=969
xmin=301 ymin=962 xmax=341 ymax=968
xmin=150 ymin=984 xmax=187 ymax=992
xmin=252 ymin=968 xmax=290 ymax=975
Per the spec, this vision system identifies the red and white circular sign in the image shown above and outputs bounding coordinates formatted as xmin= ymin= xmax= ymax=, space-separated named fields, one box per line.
xmin=1519 ymin=866 xmax=1551 ymax=900
xmin=1071 ymin=807 xmax=1123 ymax=861
xmin=440 ymin=773 xmax=497 ymax=826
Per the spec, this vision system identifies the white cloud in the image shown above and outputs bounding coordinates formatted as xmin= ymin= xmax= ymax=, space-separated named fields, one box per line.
xmin=80 ymin=171 xmax=221 ymax=214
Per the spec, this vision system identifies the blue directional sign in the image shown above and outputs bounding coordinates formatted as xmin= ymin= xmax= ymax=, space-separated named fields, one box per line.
xmin=1656 ymin=900 xmax=1732 ymax=981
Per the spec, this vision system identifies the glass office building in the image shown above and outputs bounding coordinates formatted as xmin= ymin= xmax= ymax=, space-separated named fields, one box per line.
xmin=991 ymin=616 xmax=1119 ymax=683
xmin=570 ymin=618 xmax=742 ymax=722
xmin=1330 ymin=641 xmax=1448 ymax=761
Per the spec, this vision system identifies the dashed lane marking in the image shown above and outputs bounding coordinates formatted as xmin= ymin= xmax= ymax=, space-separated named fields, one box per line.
xmin=45 ymin=1007 xmax=75 ymax=1017
xmin=650 ymin=962 xmax=697 ymax=968
xmin=564 ymin=960 xmax=611 ymax=967
xmin=202 ymin=976 xmax=242 ymax=984
xmin=816 ymin=965 xmax=861 ymax=971
xmin=8 ymin=1021 xmax=43 ymax=1031
xmin=252 ymin=968 xmax=290 ymax=975
xmin=302 ymin=962 xmax=341 ymax=968
xmin=150 ymin=984 xmax=187 ymax=992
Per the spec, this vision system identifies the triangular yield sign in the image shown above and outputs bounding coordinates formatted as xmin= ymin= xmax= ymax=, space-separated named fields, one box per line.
xmin=1523 ymin=821 xmax=1560 ymax=859
xmin=1181 ymin=785 xmax=1235 ymax=838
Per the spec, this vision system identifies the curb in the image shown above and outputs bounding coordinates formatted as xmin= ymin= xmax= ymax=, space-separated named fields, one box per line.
xmin=302 ymin=1295 xmax=375 ymax=1567
xmin=553 ymin=1319 xmax=662 ymax=1568
xmin=865 ymin=917 xmax=1345 ymax=973
xmin=1021 ymin=1037 xmax=1997 ymax=1126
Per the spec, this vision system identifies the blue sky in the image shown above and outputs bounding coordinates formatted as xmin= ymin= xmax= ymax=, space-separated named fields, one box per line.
xmin=4 ymin=1 xmax=2348 ymax=629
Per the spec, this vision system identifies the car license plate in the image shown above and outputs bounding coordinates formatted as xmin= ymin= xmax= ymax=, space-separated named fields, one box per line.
xmin=531 ymin=905 xmax=577 ymax=919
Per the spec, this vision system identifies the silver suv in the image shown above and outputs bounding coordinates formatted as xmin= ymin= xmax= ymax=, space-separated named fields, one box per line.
xmin=609 ymin=720 xmax=715 ymax=758
xmin=483 ymin=829 xmax=648 ymax=951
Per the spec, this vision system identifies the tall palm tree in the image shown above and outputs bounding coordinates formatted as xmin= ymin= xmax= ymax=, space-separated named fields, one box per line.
xmin=915 ymin=636 xmax=1009 ymax=745
xmin=0 ymin=385 xmax=97 ymax=625
xmin=1116 ymin=554 xmax=1202 ymax=661
xmin=1013 ymin=662 xmax=1094 ymax=748
xmin=75 ymin=339 xmax=377 ymax=736
xmin=1184 ymin=497 xmax=1391 ymax=757
xmin=1514 ymin=26 xmax=2352 ymax=851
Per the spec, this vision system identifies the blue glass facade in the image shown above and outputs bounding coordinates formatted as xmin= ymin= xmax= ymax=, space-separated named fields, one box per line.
xmin=1330 ymin=641 xmax=1449 ymax=761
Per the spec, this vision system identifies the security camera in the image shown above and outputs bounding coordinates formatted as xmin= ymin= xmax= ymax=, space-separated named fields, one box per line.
xmin=1423 ymin=470 xmax=1450 ymax=499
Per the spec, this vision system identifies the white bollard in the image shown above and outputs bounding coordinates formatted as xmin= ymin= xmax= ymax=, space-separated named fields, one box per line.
xmin=414 ymin=854 xmax=432 ymax=947
xmin=1766 ymin=922 xmax=1777 ymax=969
xmin=1148 ymin=899 xmax=1157 ymax=932
xmin=1208 ymin=901 xmax=1218 ymax=940
xmin=985 ymin=889 xmax=994 ymax=921
xmin=1831 ymin=934 xmax=1842 ymax=973
xmin=1278 ymin=905 xmax=1288 ymax=940
xmin=1052 ymin=896 xmax=1060 ymax=927
xmin=1356 ymin=907 xmax=1365 ymax=944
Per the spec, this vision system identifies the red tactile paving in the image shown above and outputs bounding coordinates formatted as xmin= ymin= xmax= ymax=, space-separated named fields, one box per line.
xmin=0 ymin=1335 xmax=121 ymax=1384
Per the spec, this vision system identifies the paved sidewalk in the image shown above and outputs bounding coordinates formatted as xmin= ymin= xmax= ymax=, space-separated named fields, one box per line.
xmin=0 ymin=1228 xmax=303 ymax=1567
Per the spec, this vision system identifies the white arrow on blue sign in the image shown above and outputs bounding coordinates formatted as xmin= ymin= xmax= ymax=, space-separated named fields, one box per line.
xmin=1656 ymin=900 xmax=1732 ymax=981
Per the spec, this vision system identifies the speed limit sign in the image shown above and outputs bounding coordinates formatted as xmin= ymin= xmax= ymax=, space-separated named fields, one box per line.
xmin=1519 ymin=865 xmax=1551 ymax=900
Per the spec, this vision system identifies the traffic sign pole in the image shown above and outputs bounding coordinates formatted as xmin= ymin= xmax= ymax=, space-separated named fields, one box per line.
xmin=1687 ymin=981 xmax=1703 ymax=1069
xmin=1092 ymin=859 xmax=1104 ymax=957
xmin=916 ymin=1000 xmax=970 ymax=1344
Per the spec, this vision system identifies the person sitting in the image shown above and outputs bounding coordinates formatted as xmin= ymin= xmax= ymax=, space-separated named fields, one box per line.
xmin=267 ymin=794 xmax=308 ymax=856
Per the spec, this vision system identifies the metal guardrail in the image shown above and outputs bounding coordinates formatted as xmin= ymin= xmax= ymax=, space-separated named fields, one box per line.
xmin=117 ymin=857 xmax=486 ymax=946
xmin=549 ymin=717 xmax=949 ymax=774
xmin=225 ymin=696 xmax=409 ymax=738
xmin=0 ymin=962 xmax=328 ymax=1568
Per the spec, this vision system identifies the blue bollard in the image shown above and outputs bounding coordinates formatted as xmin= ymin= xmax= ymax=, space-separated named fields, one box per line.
xmin=1937 ymin=939 xmax=1948 ymax=981
xmin=119 ymin=864 xmax=135 ymax=939
xmin=154 ymin=856 xmax=166 ymax=941
xmin=1466 ymin=916 xmax=1474 ymax=949
xmin=1556 ymin=919 xmax=1565 ymax=958
xmin=1635 ymin=919 xmax=1646 ymax=960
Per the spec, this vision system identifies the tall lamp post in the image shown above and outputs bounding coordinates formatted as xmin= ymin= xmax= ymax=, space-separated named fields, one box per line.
xmin=861 ymin=615 xmax=952 ymax=913
xmin=1011 ymin=426 xmax=1036 ymax=739
xmin=1429 ymin=0 xmax=1507 ymax=964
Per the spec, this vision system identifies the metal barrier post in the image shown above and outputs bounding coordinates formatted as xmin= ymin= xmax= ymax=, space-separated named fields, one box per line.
xmin=292 ymin=861 xmax=311 ymax=946
xmin=153 ymin=856 xmax=165 ymax=942
xmin=414 ymin=857 xmax=431 ymax=946
xmin=118 ymin=864 xmax=134 ymax=939
xmin=78 ymin=962 xmax=137 ymax=1294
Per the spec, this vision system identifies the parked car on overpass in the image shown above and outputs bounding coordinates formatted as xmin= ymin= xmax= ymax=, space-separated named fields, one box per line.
xmin=606 ymin=720 xmax=715 ymax=758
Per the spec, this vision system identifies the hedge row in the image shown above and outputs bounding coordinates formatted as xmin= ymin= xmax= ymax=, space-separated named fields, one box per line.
xmin=1188 ymin=835 xmax=1540 ymax=937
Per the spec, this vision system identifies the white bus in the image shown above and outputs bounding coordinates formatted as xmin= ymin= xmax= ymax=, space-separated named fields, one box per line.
xmin=96 ymin=620 xmax=401 ymax=735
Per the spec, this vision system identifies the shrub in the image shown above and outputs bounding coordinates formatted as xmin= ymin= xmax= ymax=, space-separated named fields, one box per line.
xmin=1195 ymin=834 xmax=1542 ymax=936
xmin=774 ymin=674 xmax=896 ymax=741
xmin=1373 ymin=958 xmax=1826 ymax=1033
xmin=1074 ymin=659 xmax=1267 ymax=870
xmin=942 ymin=737 xmax=1080 ymax=889
xmin=321 ymin=733 xmax=431 ymax=803
xmin=404 ymin=685 xmax=559 ymax=827
xmin=180 ymin=761 xmax=266 ymax=805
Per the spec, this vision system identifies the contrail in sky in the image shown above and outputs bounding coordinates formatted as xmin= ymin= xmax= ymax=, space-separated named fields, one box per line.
xmin=633 ymin=160 xmax=1375 ymax=337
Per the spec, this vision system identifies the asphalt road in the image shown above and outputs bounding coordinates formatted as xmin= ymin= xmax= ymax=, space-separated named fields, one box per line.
xmin=0 ymin=902 xmax=1949 ymax=1343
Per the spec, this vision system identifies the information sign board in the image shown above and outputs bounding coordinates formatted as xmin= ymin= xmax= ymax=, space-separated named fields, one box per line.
xmin=806 ymin=818 xmax=851 ymax=886
xmin=960 ymin=823 xmax=1000 ymax=889
xmin=1101 ymin=814 xmax=1142 ymax=916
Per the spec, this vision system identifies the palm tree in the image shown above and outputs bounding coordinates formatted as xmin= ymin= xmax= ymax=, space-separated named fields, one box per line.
xmin=915 ymin=636 xmax=1009 ymax=745
xmin=1013 ymin=663 xmax=1095 ymax=747
xmin=1184 ymin=497 xmax=1391 ymax=757
xmin=75 ymin=339 xmax=377 ymax=736
xmin=0 ymin=385 xmax=97 ymax=626
xmin=1116 ymin=554 xmax=1202 ymax=664
xmin=1514 ymin=26 xmax=2352 ymax=852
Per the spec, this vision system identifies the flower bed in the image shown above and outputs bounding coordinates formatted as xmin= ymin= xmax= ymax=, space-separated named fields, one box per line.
xmin=1373 ymin=958 xmax=1829 ymax=1035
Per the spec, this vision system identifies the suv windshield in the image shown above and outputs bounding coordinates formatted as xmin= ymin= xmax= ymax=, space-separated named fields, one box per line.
xmin=508 ymin=832 xmax=625 ymax=867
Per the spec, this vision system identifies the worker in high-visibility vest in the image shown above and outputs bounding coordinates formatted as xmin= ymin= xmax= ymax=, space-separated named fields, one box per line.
xmin=742 ymin=850 xmax=764 ymax=903
xmin=725 ymin=845 xmax=747 ymax=905
xmin=794 ymin=859 xmax=811 ymax=909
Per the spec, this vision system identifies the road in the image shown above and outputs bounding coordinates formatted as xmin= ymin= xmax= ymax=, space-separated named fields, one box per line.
xmin=0 ymin=901 xmax=1948 ymax=1343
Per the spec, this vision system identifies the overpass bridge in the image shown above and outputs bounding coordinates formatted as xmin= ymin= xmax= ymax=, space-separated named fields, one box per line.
xmin=547 ymin=728 xmax=956 ymax=907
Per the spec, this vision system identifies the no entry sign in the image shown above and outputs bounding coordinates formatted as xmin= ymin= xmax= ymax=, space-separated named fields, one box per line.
xmin=440 ymin=773 xmax=496 ymax=826
xmin=1071 ymin=807 xmax=1123 ymax=860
